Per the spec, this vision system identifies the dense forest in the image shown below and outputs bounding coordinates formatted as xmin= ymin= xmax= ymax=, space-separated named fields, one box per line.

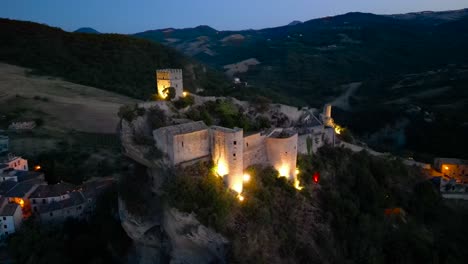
xmin=0 ymin=18 xmax=228 ymax=100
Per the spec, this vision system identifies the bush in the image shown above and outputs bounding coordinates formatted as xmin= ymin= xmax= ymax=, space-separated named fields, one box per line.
xmin=147 ymin=106 xmax=167 ymax=130
xmin=173 ymin=95 xmax=194 ymax=109
xmin=118 ymin=104 xmax=137 ymax=122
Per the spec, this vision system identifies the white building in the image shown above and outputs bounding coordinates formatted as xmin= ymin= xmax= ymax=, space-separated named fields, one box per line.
xmin=0 ymin=198 xmax=22 ymax=239
xmin=1 ymin=154 xmax=28 ymax=172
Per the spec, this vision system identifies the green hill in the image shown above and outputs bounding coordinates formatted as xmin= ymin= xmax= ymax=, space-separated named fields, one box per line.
xmin=134 ymin=10 xmax=468 ymax=159
xmin=0 ymin=18 xmax=228 ymax=100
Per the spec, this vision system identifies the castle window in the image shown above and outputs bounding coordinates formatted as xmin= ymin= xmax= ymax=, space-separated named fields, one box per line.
xmin=233 ymin=153 xmax=236 ymax=157
xmin=3 ymin=225 xmax=6 ymax=229
xmin=50 ymin=212 xmax=53 ymax=217
xmin=2 ymin=217 xmax=5 ymax=221
xmin=246 ymin=143 xmax=249 ymax=147
xmin=233 ymin=141 xmax=237 ymax=145
xmin=182 ymin=141 xmax=184 ymax=148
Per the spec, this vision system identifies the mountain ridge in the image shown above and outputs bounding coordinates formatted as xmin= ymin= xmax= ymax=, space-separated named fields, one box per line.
xmin=74 ymin=27 xmax=100 ymax=34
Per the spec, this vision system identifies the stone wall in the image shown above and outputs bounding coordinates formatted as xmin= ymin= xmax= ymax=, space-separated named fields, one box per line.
xmin=211 ymin=126 xmax=244 ymax=193
xmin=266 ymin=133 xmax=298 ymax=181
xmin=172 ymin=130 xmax=210 ymax=165
xmin=297 ymin=126 xmax=325 ymax=155
xmin=156 ymin=69 xmax=183 ymax=99
xmin=242 ymin=133 xmax=268 ymax=168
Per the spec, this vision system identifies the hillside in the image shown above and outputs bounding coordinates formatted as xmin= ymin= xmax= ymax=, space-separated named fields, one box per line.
xmin=134 ymin=10 xmax=468 ymax=105
xmin=74 ymin=27 xmax=100 ymax=34
xmin=134 ymin=10 xmax=468 ymax=159
xmin=0 ymin=18 xmax=228 ymax=100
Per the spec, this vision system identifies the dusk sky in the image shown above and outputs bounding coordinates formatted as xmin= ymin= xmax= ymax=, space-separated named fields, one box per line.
xmin=1 ymin=0 xmax=467 ymax=33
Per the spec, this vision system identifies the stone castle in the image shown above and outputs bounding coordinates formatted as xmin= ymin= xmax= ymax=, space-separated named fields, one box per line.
xmin=146 ymin=68 xmax=336 ymax=195
xmin=156 ymin=69 xmax=183 ymax=99
xmin=153 ymin=122 xmax=299 ymax=194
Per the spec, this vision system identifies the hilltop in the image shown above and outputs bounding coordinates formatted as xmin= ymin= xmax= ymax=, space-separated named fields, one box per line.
xmin=74 ymin=27 xmax=100 ymax=34
xmin=0 ymin=18 xmax=228 ymax=100
xmin=133 ymin=9 xmax=468 ymax=159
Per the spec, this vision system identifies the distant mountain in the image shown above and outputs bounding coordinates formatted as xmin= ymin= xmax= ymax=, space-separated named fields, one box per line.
xmin=133 ymin=10 xmax=468 ymax=105
xmin=74 ymin=27 xmax=100 ymax=34
xmin=133 ymin=9 xmax=468 ymax=158
xmin=0 ymin=18 xmax=227 ymax=100
xmin=389 ymin=8 xmax=468 ymax=24
xmin=287 ymin=20 xmax=302 ymax=26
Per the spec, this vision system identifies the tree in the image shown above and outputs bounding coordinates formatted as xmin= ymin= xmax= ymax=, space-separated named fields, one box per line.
xmin=162 ymin=87 xmax=176 ymax=101
xmin=306 ymin=136 xmax=313 ymax=156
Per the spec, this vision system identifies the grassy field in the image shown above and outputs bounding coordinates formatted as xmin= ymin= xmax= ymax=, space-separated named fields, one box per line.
xmin=0 ymin=62 xmax=132 ymax=184
xmin=0 ymin=62 xmax=139 ymax=134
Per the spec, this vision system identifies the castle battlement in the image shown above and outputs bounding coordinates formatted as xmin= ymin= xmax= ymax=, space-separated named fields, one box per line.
xmin=153 ymin=121 xmax=299 ymax=194
xmin=156 ymin=68 xmax=183 ymax=100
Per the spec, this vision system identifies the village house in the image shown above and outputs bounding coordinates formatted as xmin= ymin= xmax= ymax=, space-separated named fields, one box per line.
xmin=434 ymin=158 xmax=468 ymax=180
xmin=0 ymin=197 xmax=22 ymax=239
xmin=0 ymin=153 xmax=29 ymax=172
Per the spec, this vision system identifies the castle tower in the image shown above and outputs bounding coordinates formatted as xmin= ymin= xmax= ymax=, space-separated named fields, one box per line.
xmin=210 ymin=126 xmax=244 ymax=194
xmin=266 ymin=131 xmax=298 ymax=182
xmin=321 ymin=104 xmax=334 ymax=127
xmin=156 ymin=69 xmax=183 ymax=100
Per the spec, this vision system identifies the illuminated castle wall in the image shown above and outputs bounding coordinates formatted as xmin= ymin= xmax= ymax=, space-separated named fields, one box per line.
xmin=153 ymin=122 xmax=299 ymax=194
xmin=266 ymin=132 xmax=298 ymax=181
xmin=211 ymin=126 xmax=244 ymax=193
xmin=156 ymin=69 xmax=183 ymax=100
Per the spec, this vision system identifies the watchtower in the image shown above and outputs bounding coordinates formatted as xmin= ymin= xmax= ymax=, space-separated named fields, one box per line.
xmin=156 ymin=69 xmax=183 ymax=100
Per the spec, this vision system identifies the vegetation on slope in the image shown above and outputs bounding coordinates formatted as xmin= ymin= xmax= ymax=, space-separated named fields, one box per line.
xmin=0 ymin=18 xmax=228 ymax=100
xmin=165 ymin=146 xmax=468 ymax=263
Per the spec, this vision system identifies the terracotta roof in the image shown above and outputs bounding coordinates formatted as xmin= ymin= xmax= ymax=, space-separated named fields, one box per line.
xmin=37 ymin=192 xmax=86 ymax=214
xmin=0 ymin=202 xmax=19 ymax=216
xmin=29 ymin=182 xmax=76 ymax=198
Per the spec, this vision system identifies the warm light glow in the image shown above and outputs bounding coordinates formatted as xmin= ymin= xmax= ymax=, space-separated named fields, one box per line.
xmin=232 ymin=182 xmax=243 ymax=194
xmin=12 ymin=197 xmax=25 ymax=208
xmin=313 ymin=172 xmax=320 ymax=184
xmin=237 ymin=194 xmax=245 ymax=202
xmin=243 ymin=173 xmax=251 ymax=183
xmin=294 ymin=180 xmax=304 ymax=191
xmin=444 ymin=166 xmax=449 ymax=170
xmin=279 ymin=165 xmax=289 ymax=177
xmin=34 ymin=165 xmax=41 ymax=171
xmin=182 ymin=91 xmax=188 ymax=97
xmin=295 ymin=168 xmax=300 ymax=175
xmin=216 ymin=160 xmax=229 ymax=177
xmin=334 ymin=125 xmax=342 ymax=135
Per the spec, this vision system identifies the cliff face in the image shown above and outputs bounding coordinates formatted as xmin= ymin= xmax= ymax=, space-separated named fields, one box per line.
xmin=118 ymin=112 xmax=228 ymax=264
xmin=119 ymin=197 xmax=228 ymax=264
